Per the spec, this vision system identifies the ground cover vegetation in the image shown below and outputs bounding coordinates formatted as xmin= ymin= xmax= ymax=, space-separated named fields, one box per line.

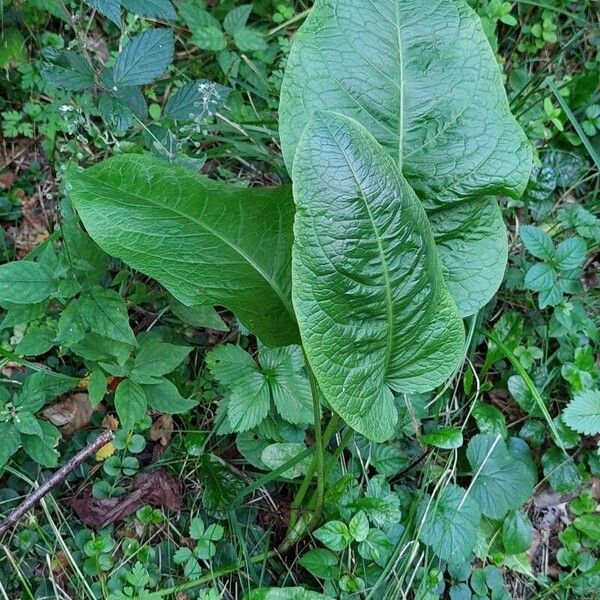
xmin=0 ymin=0 xmax=598 ymax=598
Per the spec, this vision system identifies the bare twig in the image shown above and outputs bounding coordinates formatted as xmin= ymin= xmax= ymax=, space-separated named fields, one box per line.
xmin=0 ymin=429 xmax=113 ymax=536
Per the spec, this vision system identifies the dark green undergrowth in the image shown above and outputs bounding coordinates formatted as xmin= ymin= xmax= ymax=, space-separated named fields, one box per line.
xmin=0 ymin=1 xmax=599 ymax=599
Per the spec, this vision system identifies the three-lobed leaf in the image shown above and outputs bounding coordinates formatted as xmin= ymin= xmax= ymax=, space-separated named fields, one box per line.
xmin=206 ymin=344 xmax=311 ymax=432
xmin=291 ymin=111 xmax=464 ymax=441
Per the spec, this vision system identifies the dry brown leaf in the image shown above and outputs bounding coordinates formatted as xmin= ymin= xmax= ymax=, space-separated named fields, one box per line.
xmin=1 ymin=361 xmax=25 ymax=379
xmin=67 ymin=468 xmax=182 ymax=529
xmin=0 ymin=171 xmax=16 ymax=189
xmin=15 ymin=192 xmax=51 ymax=256
xmin=149 ymin=414 xmax=174 ymax=446
xmin=42 ymin=393 xmax=93 ymax=437
xmin=102 ymin=413 xmax=119 ymax=431
xmin=86 ymin=31 xmax=109 ymax=64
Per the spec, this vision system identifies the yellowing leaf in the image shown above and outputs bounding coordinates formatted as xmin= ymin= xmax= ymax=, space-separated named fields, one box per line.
xmin=95 ymin=441 xmax=115 ymax=461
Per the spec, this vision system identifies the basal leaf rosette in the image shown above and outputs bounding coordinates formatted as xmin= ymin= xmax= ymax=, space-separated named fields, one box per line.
xmin=279 ymin=0 xmax=534 ymax=316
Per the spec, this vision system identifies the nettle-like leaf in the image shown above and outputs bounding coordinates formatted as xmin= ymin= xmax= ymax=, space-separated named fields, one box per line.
xmin=41 ymin=50 xmax=96 ymax=92
xmin=85 ymin=0 xmax=121 ymax=26
xmin=112 ymin=28 xmax=174 ymax=87
xmin=206 ymin=344 xmax=311 ymax=432
xmin=66 ymin=155 xmax=298 ymax=347
xmin=120 ymin=0 xmax=177 ymax=20
xmin=291 ymin=112 xmax=464 ymax=441
xmin=279 ymin=0 xmax=533 ymax=316
xmin=563 ymin=389 xmax=600 ymax=436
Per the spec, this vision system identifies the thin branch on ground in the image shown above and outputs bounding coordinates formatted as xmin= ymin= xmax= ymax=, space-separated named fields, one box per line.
xmin=0 ymin=429 xmax=114 ymax=537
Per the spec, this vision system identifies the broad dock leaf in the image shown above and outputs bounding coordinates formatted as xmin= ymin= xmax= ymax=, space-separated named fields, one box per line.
xmin=291 ymin=112 xmax=464 ymax=441
xmin=279 ymin=0 xmax=533 ymax=315
xmin=66 ymin=155 xmax=298 ymax=347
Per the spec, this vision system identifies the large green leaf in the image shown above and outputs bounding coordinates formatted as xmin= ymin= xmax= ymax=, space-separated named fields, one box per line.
xmin=66 ymin=155 xmax=298 ymax=347
xmin=279 ymin=0 xmax=533 ymax=315
xmin=292 ymin=112 xmax=464 ymax=441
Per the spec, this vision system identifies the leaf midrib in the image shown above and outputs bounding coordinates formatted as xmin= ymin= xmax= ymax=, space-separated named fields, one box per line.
xmin=322 ymin=120 xmax=395 ymax=375
xmin=76 ymin=170 xmax=296 ymax=323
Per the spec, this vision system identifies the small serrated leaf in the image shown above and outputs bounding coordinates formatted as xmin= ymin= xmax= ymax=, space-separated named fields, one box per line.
xmin=524 ymin=262 xmax=556 ymax=292
xmin=115 ymin=379 xmax=147 ymax=431
xmin=554 ymin=237 xmax=586 ymax=271
xmin=0 ymin=262 xmax=56 ymax=306
xmin=120 ymin=0 xmax=177 ymax=20
xmin=563 ymin=390 xmax=600 ymax=436
xmin=520 ymin=225 xmax=554 ymax=261
xmin=314 ymin=521 xmax=351 ymax=551
xmin=419 ymin=426 xmax=463 ymax=449
xmin=223 ymin=4 xmax=253 ymax=35
xmin=233 ymin=28 xmax=267 ymax=52
xmin=191 ymin=26 xmax=227 ymax=51
xmin=86 ymin=0 xmax=121 ymax=26
xmin=113 ymin=28 xmax=174 ymax=86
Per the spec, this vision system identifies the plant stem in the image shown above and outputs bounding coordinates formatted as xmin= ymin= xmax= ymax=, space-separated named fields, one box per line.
xmin=0 ymin=430 xmax=113 ymax=536
xmin=307 ymin=363 xmax=325 ymax=527
xmin=322 ymin=426 xmax=354 ymax=481
xmin=279 ymin=362 xmax=334 ymax=550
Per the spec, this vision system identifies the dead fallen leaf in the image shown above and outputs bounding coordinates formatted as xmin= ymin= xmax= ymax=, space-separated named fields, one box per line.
xmin=67 ymin=468 xmax=182 ymax=529
xmin=1 ymin=361 xmax=24 ymax=379
xmin=150 ymin=414 xmax=174 ymax=446
xmin=102 ymin=413 xmax=119 ymax=431
xmin=51 ymin=550 xmax=70 ymax=574
xmin=15 ymin=191 xmax=51 ymax=256
xmin=42 ymin=393 xmax=94 ymax=437
xmin=86 ymin=31 xmax=109 ymax=64
xmin=0 ymin=171 xmax=16 ymax=189
xmin=526 ymin=528 xmax=541 ymax=564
